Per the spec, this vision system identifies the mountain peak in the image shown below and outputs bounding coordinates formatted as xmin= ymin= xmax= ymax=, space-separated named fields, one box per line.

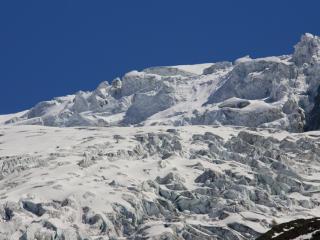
xmin=292 ymin=33 xmax=320 ymax=66
xmin=2 ymin=34 xmax=320 ymax=133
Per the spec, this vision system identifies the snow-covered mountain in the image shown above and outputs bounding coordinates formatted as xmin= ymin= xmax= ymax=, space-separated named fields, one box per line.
xmin=2 ymin=125 xmax=320 ymax=239
xmin=3 ymin=33 xmax=320 ymax=132
xmin=1 ymin=33 xmax=320 ymax=240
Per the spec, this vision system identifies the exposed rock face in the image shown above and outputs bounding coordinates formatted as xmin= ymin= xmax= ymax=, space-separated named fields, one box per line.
xmin=257 ymin=218 xmax=320 ymax=240
xmin=305 ymin=85 xmax=320 ymax=131
xmin=3 ymin=33 xmax=320 ymax=132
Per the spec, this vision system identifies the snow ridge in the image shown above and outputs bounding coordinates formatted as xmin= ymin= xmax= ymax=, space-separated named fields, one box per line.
xmin=1 ymin=34 xmax=320 ymax=240
xmin=3 ymin=33 xmax=320 ymax=132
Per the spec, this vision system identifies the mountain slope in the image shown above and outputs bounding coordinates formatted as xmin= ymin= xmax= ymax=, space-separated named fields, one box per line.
xmin=1 ymin=33 xmax=320 ymax=240
xmin=3 ymin=33 xmax=320 ymax=133
xmin=1 ymin=125 xmax=320 ymax=239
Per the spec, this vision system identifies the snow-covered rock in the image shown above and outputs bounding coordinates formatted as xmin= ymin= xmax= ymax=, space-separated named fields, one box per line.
xmin=2 ymin=33 xmax=320 ymax=132
xmin=1 ymin=125 xmax=320 ymax=239
xmin=2 ymin=33 xmax=320 ymax=239
xmin=292 ymin=33 xmax=320 ymax=66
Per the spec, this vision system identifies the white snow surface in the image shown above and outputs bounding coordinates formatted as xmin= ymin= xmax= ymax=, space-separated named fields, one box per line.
xmin=1 ymin=124 xmax=320 ymax=239
xmin=1 ymin=33 xmax=320 ymax=239
xmin=3 ymin=33 xmax=320 ymax=133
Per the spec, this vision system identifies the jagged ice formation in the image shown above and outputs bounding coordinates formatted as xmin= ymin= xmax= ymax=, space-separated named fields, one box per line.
xmin=1 ymin=34 xmax=320 ymax=240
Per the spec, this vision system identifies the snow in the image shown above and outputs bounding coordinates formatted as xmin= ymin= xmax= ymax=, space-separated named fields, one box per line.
xmin=1 ymin=124 xmax=320 ymax=238
xmin=173 ymin=63 xmax=213 ymax=75
xmin=3 ymin=33 xmax=317 ymax=132
xmin=1 ymin=34 xmax=320 ymax=135
xmin=1 ymin=33 xmax=320 ymax=239
xmin=234 ymin=55 xmax=252 ymax=64
xmin=0 ymin=110 xmax=27 ymax=124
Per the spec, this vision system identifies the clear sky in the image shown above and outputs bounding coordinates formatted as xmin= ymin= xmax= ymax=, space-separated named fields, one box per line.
xmin=0 ymin=0 xmax=319 ymax=114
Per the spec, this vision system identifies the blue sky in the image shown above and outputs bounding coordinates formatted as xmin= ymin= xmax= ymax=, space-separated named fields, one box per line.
xmin=0 ymin=0 xmax=319 ymax=114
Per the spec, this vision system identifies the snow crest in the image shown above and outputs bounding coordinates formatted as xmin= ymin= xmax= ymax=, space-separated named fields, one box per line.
xmin=3 ymin=33 xmax=320 ymax=133
xmin=2 ymin=34 xmax=320 ymax=240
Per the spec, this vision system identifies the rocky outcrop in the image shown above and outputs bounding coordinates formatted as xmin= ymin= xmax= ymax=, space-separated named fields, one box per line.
xmin=257 ymin=218 xmax=320 ymax=240
xmin=305 ymin=85 xmax=320 ymax=131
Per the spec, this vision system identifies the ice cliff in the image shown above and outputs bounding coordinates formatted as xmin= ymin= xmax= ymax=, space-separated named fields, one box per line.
xmin=3 ymin=34 xmax=320 ymax=133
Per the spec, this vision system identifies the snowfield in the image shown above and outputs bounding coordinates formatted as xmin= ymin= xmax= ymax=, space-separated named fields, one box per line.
xmin=2 ymin=33 xmax=320 ymax=133
xmin=1 ymin=125 xmax=320 ymax=239
xmin=1 ymin=33 xmax=320 ymax=239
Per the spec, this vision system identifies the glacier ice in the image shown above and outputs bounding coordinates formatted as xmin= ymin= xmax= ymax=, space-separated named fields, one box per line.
xmin=1 ymin=34 xmax=320 ymax=240
xmin=3 ymin=33 xmax=320 ymax=133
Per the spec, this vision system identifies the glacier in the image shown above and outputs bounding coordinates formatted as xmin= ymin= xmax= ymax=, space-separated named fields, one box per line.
xmin=2 ymin=33 xmax=320 ymax=133
xmin=1 ymin=33 xmax=320 ymax=239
